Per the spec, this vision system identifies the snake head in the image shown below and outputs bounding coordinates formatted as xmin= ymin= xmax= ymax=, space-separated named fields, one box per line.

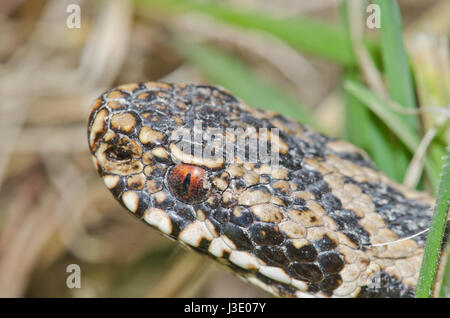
xmin=87 ymin=82 xmax=307 ymax=292
xmin=87 ymin=82 xmax=249 ymax=245
xmin=88 ymin=81 xmax=433 ymax=298
xmin=86 ymin=82 xmax=350 ymax=297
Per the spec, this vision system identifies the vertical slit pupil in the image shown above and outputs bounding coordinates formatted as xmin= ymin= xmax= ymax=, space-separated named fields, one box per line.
xmin=167 ymin=164 xmax=211 ymax=204
xmin=181 ymin=172 xmax=191 ymax=197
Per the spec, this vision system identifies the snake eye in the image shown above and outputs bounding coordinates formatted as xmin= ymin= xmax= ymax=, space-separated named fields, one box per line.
xmin=167 ymin=164 xmax=211 ymax=204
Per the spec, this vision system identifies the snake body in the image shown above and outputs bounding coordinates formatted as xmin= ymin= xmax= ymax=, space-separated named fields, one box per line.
xmin=87 ymin=82 xmax=436 ymax=298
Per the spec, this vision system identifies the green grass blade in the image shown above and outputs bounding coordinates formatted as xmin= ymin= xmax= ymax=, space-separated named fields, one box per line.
xmin=138 ymin=0 xmax=361 ymax=66
xmin=390 ymin=140 xmax=413 ymax=183
xmin=373 ymin=0 xmax=418 ymax=130
xmin=339 ymin=1 xmax=406 ymax=182
xmin=344 ymin=80 xmax=419 ymax=151
xmin=344 ymin=80 xmax=440 ymax=192
xmin=175 ymin=41 xmax=318 ymax=129
xmin=343 ymin=72 xmax=399 ymax=179
xmin=416 ymin=148 xmax=450 ymax=297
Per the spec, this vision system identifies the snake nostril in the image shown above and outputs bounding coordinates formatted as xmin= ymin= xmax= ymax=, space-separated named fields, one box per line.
xmin=104 ymin=137 xmax=142 ymax=162
xmin=167 ymin=164 xmax=211 ymax=204
xmin=105 ymin=146 xmax=134 ymax=161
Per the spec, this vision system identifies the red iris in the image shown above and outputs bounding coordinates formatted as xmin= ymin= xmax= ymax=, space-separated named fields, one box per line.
xmin=167 ymin=164 xmax=210 ymax=204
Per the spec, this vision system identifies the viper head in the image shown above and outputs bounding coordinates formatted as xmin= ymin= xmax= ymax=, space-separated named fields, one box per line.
xmin=87 ymin=82 xmax=315 ymax=298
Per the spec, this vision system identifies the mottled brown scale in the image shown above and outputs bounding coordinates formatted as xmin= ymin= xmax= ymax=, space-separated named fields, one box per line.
xmin=87 ymin=82 xmax=441 ymax=299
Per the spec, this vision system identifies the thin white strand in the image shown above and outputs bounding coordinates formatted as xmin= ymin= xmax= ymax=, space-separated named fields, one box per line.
xmin=366 ymin=216 xmax=450 ymax=248
xmin=367 ymin=228 xmax=430 ymax=247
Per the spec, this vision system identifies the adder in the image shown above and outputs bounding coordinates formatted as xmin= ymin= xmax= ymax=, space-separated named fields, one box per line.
xmin=87 ymin=82 xmax=444 ymax=298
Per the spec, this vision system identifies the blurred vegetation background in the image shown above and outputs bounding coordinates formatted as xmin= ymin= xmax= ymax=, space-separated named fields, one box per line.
xmin=0 ymin=0 xmax=448 ymax=297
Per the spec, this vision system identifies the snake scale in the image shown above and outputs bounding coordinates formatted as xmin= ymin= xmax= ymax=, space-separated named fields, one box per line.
xmin=87 ymin=82 xmax=440 ymax=298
